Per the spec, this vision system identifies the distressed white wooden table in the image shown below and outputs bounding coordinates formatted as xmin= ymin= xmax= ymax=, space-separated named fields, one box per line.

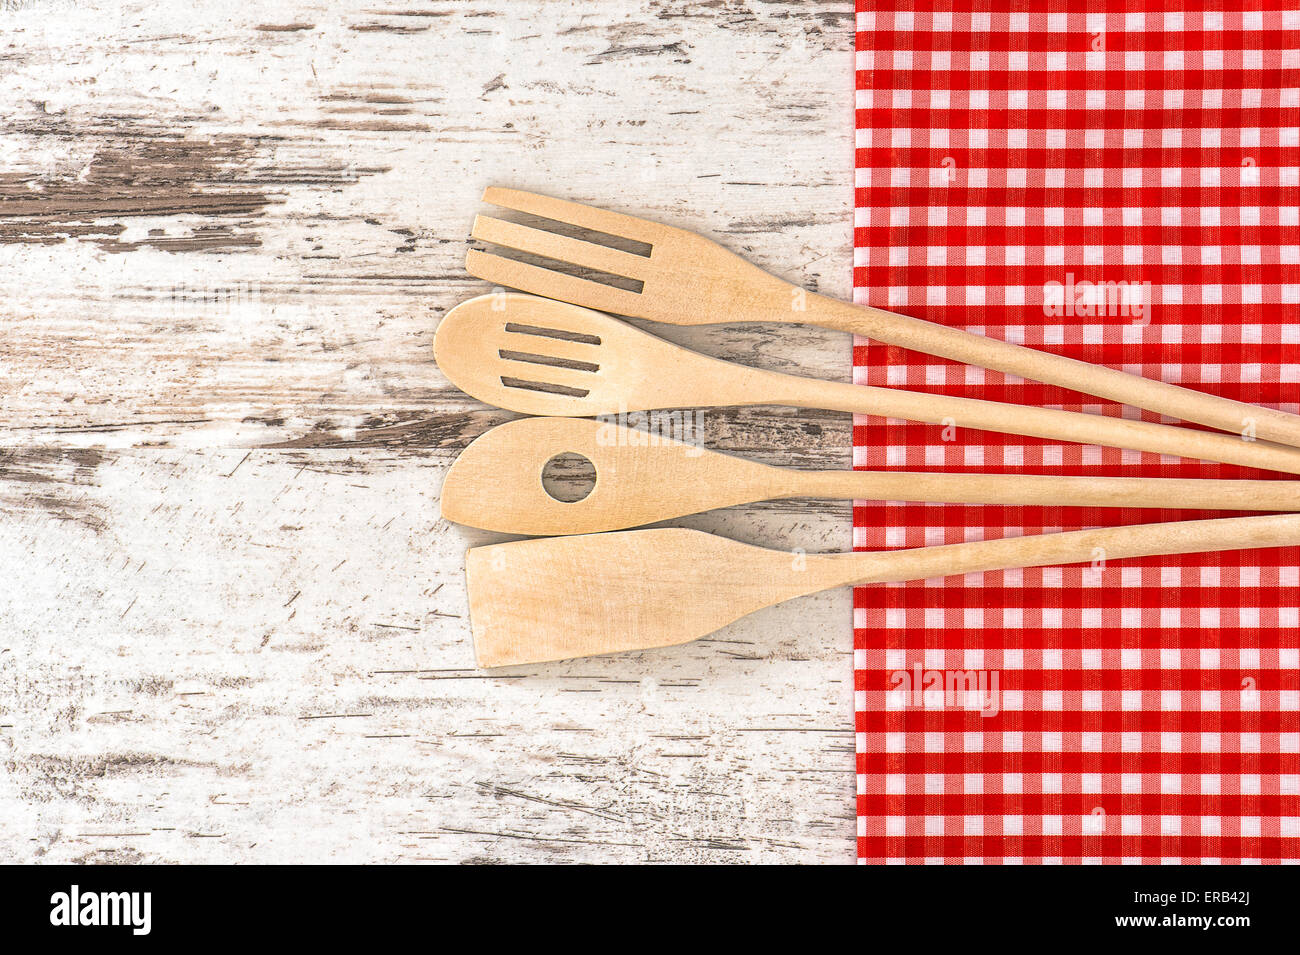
xmin=0 ymin=0 xmax=856 ymax=863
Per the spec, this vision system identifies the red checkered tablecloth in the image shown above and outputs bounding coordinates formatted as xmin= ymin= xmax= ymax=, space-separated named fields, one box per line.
xmin=853 ymin=3 xmax=1300 ymax=863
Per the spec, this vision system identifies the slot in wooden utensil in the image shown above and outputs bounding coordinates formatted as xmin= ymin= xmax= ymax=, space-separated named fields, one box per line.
xmin=467 ymin=187 xmax=1300 ymax=449
xmin=442 ymin=416 xmax=1300 ymax=535
xmin=468 ymin=514 xmax=1300 ymax=666
xmin=433 ymin=293 xmax=1300 ymax=475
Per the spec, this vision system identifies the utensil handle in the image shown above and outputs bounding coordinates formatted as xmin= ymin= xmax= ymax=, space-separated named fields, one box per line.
xmin=746 ymin=368 xmax=1300 ymax=475
xmin=789 ymin=470 xmax=1300 ymax=511
xmin=806 ymin=294 xmax=1300 ymax=449
xmin=801 ymin=512 xmax=1300 ymax=592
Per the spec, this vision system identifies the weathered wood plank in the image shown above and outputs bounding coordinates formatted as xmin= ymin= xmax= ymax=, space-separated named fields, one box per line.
xmin=0 ymin=0 xmax=856 ymax=863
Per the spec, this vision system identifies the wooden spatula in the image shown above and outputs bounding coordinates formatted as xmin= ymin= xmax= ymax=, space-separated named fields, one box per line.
xmin=443 ymin=416 xmax=1300 ymax=535
xmin=467 ymin=513 xmax=1300 ymax=667
xmin=466 ymin=187 xmax=1300 ymax=449
xmin=434 ymin=293 xmax=1300 ymax=475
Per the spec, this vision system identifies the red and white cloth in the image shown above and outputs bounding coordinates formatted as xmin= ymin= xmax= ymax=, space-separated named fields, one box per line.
xmin=853 ymin=3 xmax=1300 ymax=863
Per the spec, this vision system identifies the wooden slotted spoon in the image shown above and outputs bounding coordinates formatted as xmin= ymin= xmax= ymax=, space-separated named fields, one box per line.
xmin=468 ymin=513 xmax=1300 ymax=666
xmin=433 ymin=293 xmax=1300 ymax=475
xmin=442 ymin=416 xmax=1300 ymax=535
xmin=466 ymin=187 xmax=1300 ymax=449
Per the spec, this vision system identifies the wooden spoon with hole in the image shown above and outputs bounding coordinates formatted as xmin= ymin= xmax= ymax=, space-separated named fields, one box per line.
xmin=467 ymin=514 xmax=1300 ymax=666
xmin=442 ymin=417 xmax=1300 ymax=535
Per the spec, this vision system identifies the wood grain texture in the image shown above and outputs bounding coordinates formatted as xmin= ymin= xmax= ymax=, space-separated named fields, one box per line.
xmin=0 ymin=0 xmax=856 ymax=863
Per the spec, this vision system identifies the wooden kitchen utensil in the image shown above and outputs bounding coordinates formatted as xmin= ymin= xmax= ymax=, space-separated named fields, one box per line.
xmin=467 ymin=513 xmax=1300 ymax=666
xmin=433 ymin=293 xmax=1300 ymax=475
xmin=466 ymin=187 xmax=1300 ymax=449
xmin=441 ymin=416 xmax=1300 ymax=535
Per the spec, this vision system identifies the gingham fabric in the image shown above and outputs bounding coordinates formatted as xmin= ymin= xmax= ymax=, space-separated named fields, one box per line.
xmin=853 ymin=3 xmax=1300 ymax=864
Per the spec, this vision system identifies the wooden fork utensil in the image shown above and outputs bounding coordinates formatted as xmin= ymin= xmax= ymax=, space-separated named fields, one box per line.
xmin=433 ymin=293 xmax=1300 ymax=475
xmin=468 ymin=514 xmax=1300 ymax=666
xmin=466 ymin=187 xmax=1300 ymax=450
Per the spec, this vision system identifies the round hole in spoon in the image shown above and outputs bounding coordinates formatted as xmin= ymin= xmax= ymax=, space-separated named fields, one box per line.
xmin=541 ymin=452 xmax=597 ymax=503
